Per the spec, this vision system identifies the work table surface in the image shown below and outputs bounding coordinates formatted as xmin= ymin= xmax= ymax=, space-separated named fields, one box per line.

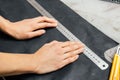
xmin=61 ymin=0 xmax=120 ymax=43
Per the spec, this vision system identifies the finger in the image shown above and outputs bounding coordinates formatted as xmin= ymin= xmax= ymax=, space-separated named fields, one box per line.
xmin=60 ymin=41 xmax=74 ymax=48
xmin=26 ymin=29 xmax=46 ymax=39
xmin=33 ymin=16 xmax=57 ymax=23
xmin=61 ymin=55 xmax=79 ymax=67
xmin=60 ymin=41 xmax=83 ymax=48
xmin=49 ymin=41 xmax=65 ymax=48
xmin=45 ymin=40 xmax=63 ymax=46
xmin=63 ymin=47 xmax=84 ymax=59
xmin=62 ymin=42 xmax=84 ymax=53
xmin=33 ymin=22 xmax=57 ymax=30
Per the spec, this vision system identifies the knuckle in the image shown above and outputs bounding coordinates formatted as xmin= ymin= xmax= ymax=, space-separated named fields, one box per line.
xmin=50 ymin=40 xmax=59 ymax=45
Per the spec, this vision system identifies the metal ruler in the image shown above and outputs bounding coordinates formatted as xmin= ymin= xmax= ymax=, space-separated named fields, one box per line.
xmin=27 ymin=0 xmax=109 ymax=70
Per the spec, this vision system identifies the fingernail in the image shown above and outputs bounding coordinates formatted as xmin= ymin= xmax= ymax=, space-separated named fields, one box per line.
xmin=41 ymin=30 xmax=46 ymax=33
xmin=75 ymin=55 xmax=79 ymax=59
xmin=54 ymin=23 xmax=58 ymax=26
xmin=54 ymin=20 xmax=57 ymax=22
xmin=80 ymin=48 xmax=85 ymax=52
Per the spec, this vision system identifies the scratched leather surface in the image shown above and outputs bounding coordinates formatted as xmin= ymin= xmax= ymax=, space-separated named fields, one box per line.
xmin=0 ymin=0 xmax=118 ymax=80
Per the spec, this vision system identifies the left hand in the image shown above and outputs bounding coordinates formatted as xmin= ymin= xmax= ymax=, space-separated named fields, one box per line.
xmin=1 ymin=16 xmax=57 ymax=40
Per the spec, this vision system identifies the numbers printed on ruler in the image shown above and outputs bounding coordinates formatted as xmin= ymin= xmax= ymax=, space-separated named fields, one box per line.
xmin=27 ymin=0 xmax=109 ymax=70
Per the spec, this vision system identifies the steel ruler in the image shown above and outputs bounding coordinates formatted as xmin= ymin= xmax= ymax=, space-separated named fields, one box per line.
xmin=27 ymin=0 xmax=109 ymax=70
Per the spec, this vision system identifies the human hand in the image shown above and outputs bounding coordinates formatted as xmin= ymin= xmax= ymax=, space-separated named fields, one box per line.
xmin=32 ymin=41 xmax=84 ymax=74
xmin=1 ymin=16 xmax=57 ymax=40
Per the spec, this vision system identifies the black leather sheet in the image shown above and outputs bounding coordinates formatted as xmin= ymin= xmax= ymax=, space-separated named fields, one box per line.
xmin=0 ymin=0 xmax=118 ymax=80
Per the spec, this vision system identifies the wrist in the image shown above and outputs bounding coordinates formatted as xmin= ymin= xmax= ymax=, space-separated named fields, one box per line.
xmin=27 ymin=53 xmax=41 ymax=74
xmin=0 ymin=53 xmax=37 ymax=76
xmin=28 ymin=53 xmax=44 ymax=74
xmin=17 ymin=54 xmax=37 ymax=74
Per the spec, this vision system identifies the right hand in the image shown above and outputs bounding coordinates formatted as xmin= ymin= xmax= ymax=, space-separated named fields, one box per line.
xmin=32 ymin=41 xmax=84 ymax=74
